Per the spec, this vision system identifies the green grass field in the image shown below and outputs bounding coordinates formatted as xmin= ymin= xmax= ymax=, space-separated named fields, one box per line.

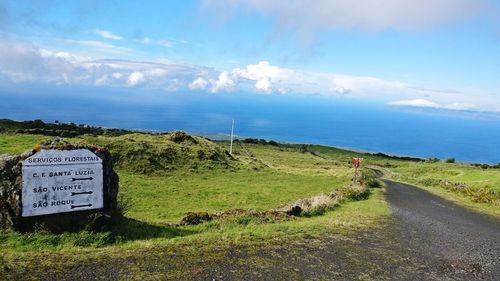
xmin=79 ymin=133 xmax=352 ymax=225
xmin=0 ymin=133 xmax=384 ymax=253
xmin=0 ymin=134 xmax=49 ymax=154
xmin=120 ymin=169 xmax=347 ymax=224
xmin=0 ymin=130 xmax=498 ymax=261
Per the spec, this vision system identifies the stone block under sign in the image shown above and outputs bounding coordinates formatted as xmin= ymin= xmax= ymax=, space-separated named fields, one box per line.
xmin=22 ymin=149 xmax=104 ymax=217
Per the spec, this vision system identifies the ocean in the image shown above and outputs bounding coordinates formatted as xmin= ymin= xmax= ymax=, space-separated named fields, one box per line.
xmin=1 ymin=86 xmax=499 ymax=164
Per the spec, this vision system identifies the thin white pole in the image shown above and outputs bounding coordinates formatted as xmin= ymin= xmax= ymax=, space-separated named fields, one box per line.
xmin=229 ymin=119 xmax=234 ymax=155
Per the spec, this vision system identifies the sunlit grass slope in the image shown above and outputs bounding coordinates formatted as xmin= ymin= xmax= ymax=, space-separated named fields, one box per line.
xmin=0 ymin=133 xmax=352 ymax=227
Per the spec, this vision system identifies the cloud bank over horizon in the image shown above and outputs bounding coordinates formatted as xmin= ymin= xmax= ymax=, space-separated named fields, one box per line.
xmin=0 ymin=38 xmax=498 ymax=115
xmin=388 ymin=99 xmax=476 ymax=111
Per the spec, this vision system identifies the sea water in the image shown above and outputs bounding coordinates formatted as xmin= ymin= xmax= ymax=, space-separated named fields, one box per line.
xmin=1 ymin=87 xmax=499 ymax=164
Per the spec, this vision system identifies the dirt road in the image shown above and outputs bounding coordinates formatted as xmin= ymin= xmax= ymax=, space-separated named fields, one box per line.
xmin=382 ymin=180 xmax=500 ymax=280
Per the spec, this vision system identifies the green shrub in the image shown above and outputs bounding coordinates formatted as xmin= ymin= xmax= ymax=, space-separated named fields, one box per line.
xmin=341 ymin=186 xmax=371 ymax=201
xmin=427 ymin=158 xmax=440 ymax=163
xmin=301 ymin=206 xmax=329 ymax=217
xmin=445 ymin=158 xmax=455 ymax=163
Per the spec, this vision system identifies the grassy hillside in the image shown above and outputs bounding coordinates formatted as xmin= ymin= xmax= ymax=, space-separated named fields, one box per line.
xmin=1 ymin=129 xmax=498 ymax=223
xmin=0 ymin=131 xmax=382 ymax=250
xmin=75 ymin=132 xmax=232 ymax=174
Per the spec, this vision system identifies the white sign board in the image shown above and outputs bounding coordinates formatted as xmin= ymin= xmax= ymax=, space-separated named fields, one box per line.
xmin=22 ymin=149 xmax=104 ymax=217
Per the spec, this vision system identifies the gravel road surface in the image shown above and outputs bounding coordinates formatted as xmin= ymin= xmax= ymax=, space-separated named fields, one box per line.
xmin=383 ymin=180 xmax=500 ymax=280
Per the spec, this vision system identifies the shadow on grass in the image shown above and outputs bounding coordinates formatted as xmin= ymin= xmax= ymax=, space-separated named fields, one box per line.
xmin=0 ymin=217 xmax=198 ymax=250
xmin=108 ymin=216 xmax=197 ymax=242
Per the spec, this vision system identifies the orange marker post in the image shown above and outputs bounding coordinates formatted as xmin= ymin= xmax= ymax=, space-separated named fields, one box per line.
xmin=351 ymin=157 xmax=364 ymax=184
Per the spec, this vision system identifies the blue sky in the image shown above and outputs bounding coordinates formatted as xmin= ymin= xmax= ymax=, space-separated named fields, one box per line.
xmin=0 ymin=0 xmax=499 ymax=114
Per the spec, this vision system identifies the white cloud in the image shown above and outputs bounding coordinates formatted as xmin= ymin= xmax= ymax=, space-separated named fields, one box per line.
xmin=231 ymin=61 xmax=407 ymax=97
xmin=389 ymin=99 xmax=476 ymax=111
xmin=209 ymin=71 xmax=236 ymax=93
xmin=234 ymin=61 xmax=296 ymax=93
xmin=389 ymin=99 xmax=441 ymax=108
xmin=95 ymin=29 xmax=123 ymax=40
xmin=201 ymin=0 xmax=494 ymax=33
xmin=255 ymin=77 xmax=272 ymax=93
xmin=0 ymin=39 xmax=498 ymax=114
xmin=0 ymin=39 xmax=214 ymax=89
xmin=112 ymin=72 xmax=124 ymax=79
xmin=189 ymin=77 xmax=209 ymax=90
xmin=126 ymin=71 xmax=145 ymax=86
xmin=235 ymin=61 xmax=291 ymax=81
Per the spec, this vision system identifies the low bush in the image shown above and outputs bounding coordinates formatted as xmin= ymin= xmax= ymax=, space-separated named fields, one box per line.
xmin=418 ymin=179 xmax=500 ymax=204
xmin=341 ymin=185 xmax=371 ymax=201
xmin=180 ymin=212 xmax=212 ymax=226
xmin=427 ymin=158 xmax=440 ymax=163
xmin=443 ymin=184 xmax=499 ymax=204
xmin=417 ymin=177 xmax=442 ymax=187
xmin=240 ymin=138 xmax=281 ymax=146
